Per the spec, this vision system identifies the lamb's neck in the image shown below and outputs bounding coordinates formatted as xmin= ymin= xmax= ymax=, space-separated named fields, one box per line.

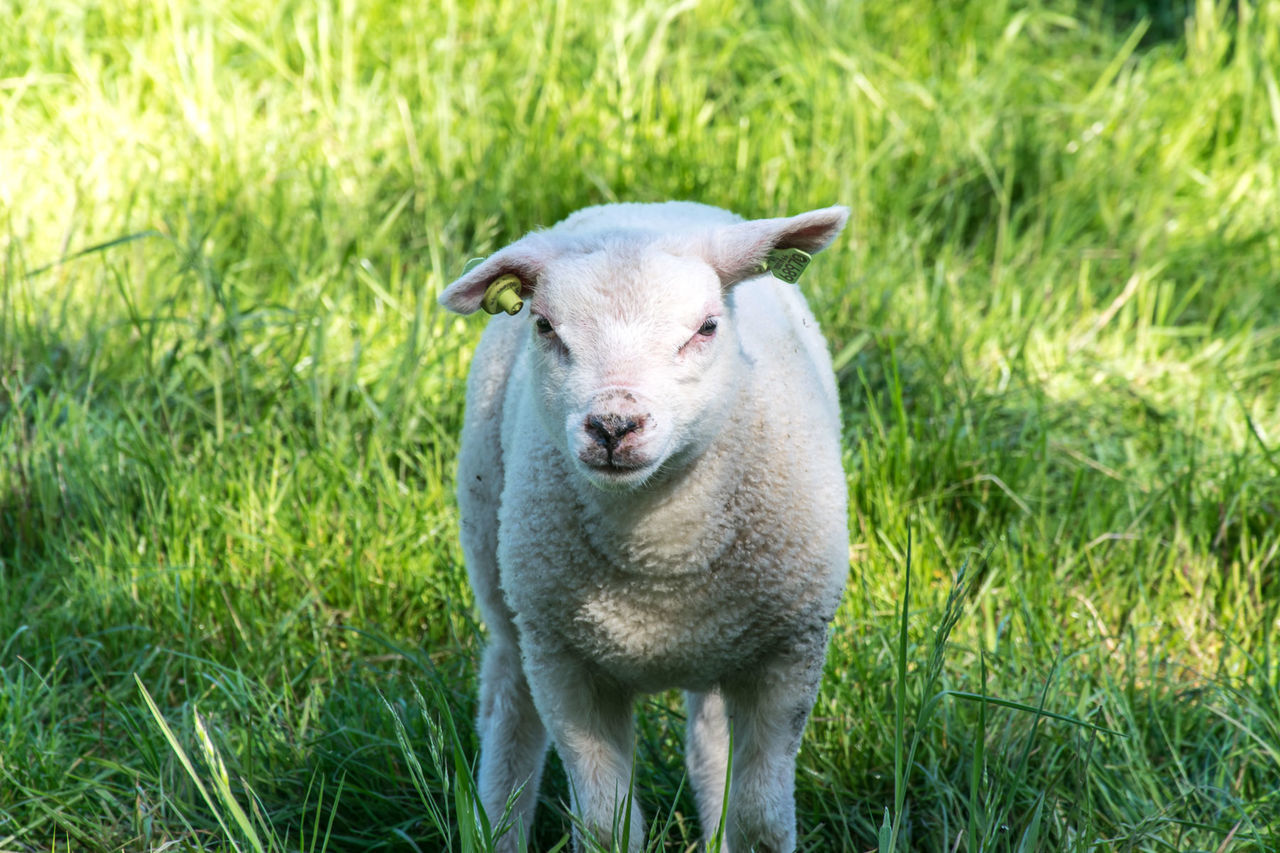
xmin=573 ymin=439 xmax=746 ymax=578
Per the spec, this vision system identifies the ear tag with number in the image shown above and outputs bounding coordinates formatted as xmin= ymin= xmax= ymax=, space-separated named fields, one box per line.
xmin=763 ymin=248 xmax=812 ymax=284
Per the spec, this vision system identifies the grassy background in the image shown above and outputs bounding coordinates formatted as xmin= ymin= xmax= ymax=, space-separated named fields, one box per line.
xmin=2 ymin=0 xmax=1278 ymax=849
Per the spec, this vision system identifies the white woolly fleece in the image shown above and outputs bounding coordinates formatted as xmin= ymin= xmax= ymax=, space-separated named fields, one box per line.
xmin=440 ymin=201 xmax=850 ymax=853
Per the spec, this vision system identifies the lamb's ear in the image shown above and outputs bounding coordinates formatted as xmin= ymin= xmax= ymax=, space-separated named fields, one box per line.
xmin=707 ymin=205 xmax=849 ymax=287
xmin=438 ymin=235 xmax=554 ymax=315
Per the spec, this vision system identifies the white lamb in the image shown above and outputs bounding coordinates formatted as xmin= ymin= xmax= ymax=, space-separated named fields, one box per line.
xmin=439 ymin=201 xmax=850 ymax=853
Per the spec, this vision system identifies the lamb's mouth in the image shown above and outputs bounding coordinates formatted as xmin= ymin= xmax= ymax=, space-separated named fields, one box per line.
xmin=578 ymin=454 xmax=659 ymax=485
xmin=582 ymin=456 xmax=651 ymax=474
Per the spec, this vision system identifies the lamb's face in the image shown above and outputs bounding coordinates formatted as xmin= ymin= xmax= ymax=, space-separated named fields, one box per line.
xmin=439 ymin=205 xmax=851 ymax=492
xmin=526 ymin=246 xmax=737 ymax=491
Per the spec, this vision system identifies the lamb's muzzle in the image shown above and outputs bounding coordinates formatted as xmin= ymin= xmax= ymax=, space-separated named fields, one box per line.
xmin=584 ymin=412 xmax=642 ymax=453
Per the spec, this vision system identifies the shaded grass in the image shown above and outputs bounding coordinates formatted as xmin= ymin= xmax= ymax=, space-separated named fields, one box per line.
xmin=2 ymin=0 xmax=1279 ymax=849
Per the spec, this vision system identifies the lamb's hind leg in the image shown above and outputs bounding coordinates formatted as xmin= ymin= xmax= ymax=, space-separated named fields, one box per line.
xmin=461 ymin=478 xmax=547 ymax=846
xmin=476 ymin=631 xmax=548 ymax=852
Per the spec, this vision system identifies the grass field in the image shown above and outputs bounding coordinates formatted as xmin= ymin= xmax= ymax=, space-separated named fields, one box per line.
xmin=2 ymin=0 xmax=1279 ymax=849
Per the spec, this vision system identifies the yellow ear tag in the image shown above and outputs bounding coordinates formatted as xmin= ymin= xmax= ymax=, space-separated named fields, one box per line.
xmin=763 ymin=248 xmax=812 ymax=284
xmin=481 ymin=274 xmax=524 ymax=315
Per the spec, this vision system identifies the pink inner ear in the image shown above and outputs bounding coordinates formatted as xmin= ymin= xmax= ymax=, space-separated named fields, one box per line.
xmin=775 ymin=207 xmax=851 ymax=252
xmin=709 ymin=206 xmax=849 ymax=287
xmin=438 ymin=238 xmax=552 ymax=315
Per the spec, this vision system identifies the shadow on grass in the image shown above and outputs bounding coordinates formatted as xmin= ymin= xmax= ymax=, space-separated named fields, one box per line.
xmin=1099 ymin=0 xmax=1198 ymax=48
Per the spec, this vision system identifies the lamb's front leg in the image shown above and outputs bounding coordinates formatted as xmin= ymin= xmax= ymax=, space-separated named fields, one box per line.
xmin=685 ymin=688 xmax=730 ymax=843
xmin=721 ymin=647 xmax=826 ymax=853
xmin=525 ymin=649 xmax=644 ymax=852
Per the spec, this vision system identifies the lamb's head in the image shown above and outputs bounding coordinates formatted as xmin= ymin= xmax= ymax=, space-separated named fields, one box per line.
xmin=440 ymin=205 xmax=848 ymax=491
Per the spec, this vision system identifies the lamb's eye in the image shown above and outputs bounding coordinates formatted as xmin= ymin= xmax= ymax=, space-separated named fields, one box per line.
xmin=697 ymin=317 xmax=719 ymax=337
xmin=534 ymin=316 xmax=554 ymax=336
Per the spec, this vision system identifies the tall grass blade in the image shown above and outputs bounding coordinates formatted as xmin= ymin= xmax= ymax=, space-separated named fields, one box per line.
xmin=134 ymin=675 xmax=265 ymax=853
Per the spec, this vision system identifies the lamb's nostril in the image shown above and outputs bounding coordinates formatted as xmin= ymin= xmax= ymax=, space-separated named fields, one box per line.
xmin=585 ymin=413 xmax=641 ymax=451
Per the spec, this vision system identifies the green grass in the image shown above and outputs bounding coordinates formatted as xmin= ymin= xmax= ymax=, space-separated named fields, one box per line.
xmin=2 ymin=0 xmax=1278 ymax=849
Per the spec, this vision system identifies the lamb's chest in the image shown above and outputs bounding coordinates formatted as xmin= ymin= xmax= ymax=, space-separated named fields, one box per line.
xmin=496 ymin=435 xmax=820 ymax=690
xmin=511 ymin=540 xmax=800 ymax=692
